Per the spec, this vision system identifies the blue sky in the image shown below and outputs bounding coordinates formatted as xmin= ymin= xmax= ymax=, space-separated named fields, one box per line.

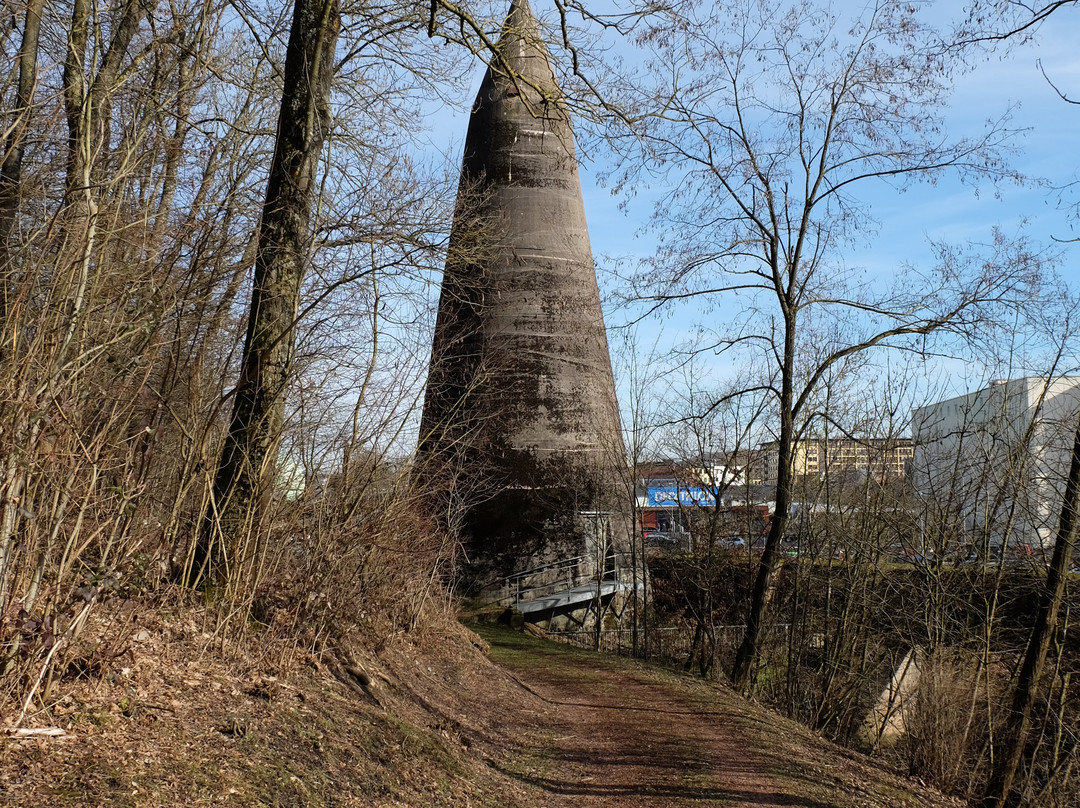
xmin=434 ymin=2 xmax=1080 ymax=270
xmin=428 ymin=1 xmax=1080 ymax=412
xmin=582 ymin=2 xmax=1080 ymax=397
xmin=580 ymin=5 xmax=1078 ymax=281
xmin=854 ymin=12 xmax=1080 ymax=264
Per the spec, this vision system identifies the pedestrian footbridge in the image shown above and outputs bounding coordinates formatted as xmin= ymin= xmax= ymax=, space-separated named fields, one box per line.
xmin=514 ymin=580 xmax=626 ymax=613
xmin=492 ymin=554 xmax=634 ymax=618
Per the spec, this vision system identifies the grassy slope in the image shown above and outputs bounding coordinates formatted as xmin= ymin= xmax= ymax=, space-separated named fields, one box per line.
xmin=2 ymin=604 xmax=959 ymax=807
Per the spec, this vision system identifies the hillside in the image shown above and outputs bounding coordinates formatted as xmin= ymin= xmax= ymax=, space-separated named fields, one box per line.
xmin=2 ymin=603 xmax=960 ymax=807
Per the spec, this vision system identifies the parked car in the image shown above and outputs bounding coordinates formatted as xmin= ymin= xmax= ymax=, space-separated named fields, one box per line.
xmin=1011 ymin=543 xmax=1034 ymax=560
xmin=779 ymin=535 xmax=801 ymax=557
xmin=889 ymin=543 xmax=930 ymax=562
xmin=644 ymin=531 xmax=679 ymax=544
xmin=955 ymin=547 xmax=980 ymax=565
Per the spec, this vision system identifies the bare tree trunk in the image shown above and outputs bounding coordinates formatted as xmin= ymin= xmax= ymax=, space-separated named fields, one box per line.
xmin=0 ymin=0 xmax=45 ymax=325
xmin=732 ymin=303 xmax=795 ymax=690
xmin=1 ymin=0 xmax=144 ymax=614
xmin=56 ymin=0 xmax=146 ymax=373
xmin=187 ymin=0 xmax=340 ymax=587
xmin=62 ymin=0 xmax=90 ymax=198
xmin=981 ymin=415 xmax=1080 ymax=808
xmin=62 ymin=0 xmax=144 ymax=194
xmin=0 ymin=0 xmax=46 ymax=612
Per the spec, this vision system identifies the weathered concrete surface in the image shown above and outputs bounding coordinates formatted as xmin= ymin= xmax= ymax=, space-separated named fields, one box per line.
xmin=859 ymin=648 xmax=921 ymax=749
xmin=418 ymin=0 xmax=627 ymax=592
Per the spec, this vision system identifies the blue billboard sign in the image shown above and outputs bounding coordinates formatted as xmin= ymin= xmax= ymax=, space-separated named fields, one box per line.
xmin=646 ymin=486 xmax=716 ymax=508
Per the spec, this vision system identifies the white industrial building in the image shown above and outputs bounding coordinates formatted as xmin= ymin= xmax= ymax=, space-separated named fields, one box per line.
xmin=911 ymin=377 xmax=1080 ymax=552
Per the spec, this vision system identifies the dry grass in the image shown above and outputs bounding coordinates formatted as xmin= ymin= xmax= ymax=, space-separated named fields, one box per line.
xmin=1 ymin=597 xmax=973 ymax=808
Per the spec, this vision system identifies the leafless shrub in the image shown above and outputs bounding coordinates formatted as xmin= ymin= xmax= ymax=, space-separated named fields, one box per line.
xmin=903 ymin=649 xmax=992 ymax=795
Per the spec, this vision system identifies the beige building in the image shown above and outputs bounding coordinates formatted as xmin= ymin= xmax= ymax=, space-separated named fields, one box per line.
xmin=760 ymin=437 xmax=913 ymax=484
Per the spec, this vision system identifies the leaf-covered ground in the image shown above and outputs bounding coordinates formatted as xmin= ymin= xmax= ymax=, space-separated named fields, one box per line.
xmin=474 ymin=626 xmax=962 ymax=808
xmin=2 ymin=605 xmax=962 ymax=807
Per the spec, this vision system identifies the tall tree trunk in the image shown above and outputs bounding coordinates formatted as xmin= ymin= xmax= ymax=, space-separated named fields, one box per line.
xmin=0 ymin=0 xmax=46 ymax=613
xmin=981 ymin=415 xmax=1080 ymax=808
xmin=187 ymin=0 xmax=340 ymax=587
xmin=732 ymin=301 xmax=796 ymax=690
xmin=62 ymin=0 xmax=144 ymax=199
xmin=0 ymin=0 xmax=46 ymax=326
xmin=62 ymin=0 xmax=91 ymax=200
xmin=55 ymin=0 xmax=146 ymax=376
xmin=0 ymin=0 xmax=146 ymax=612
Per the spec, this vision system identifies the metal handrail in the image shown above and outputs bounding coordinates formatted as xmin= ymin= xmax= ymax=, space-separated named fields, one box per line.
xmin=495 ymin=550 xmax=621 ymax=609
xmin=497 ymin=554 xmax=590 ymax=585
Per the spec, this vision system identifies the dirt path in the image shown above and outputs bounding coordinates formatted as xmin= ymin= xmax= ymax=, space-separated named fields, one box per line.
xmin=478 ymin=627 xmax=952 ymax=808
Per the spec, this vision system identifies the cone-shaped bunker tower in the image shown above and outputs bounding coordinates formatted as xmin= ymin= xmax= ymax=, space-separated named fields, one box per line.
xmin=418 ymin=0 xmax=628 ymax=595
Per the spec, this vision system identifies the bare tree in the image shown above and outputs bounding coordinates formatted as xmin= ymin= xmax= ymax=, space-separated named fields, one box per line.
xmin=0 ymin=0 xmax=506 ymax=715
xmin=980 ymin=409 xmax=1080 ymax=807
xmin=187 ymin=0 xmax=341 ymax=587
xmin=956 ymin=1 xmax=1077 ymax=45
xmin=602 ymin=0 xmax=1045 ymax=690
xmin=610 ymin=324 xmax=673 ymax=657
xmin=0 ymin=0 xmax=45 ymax=324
